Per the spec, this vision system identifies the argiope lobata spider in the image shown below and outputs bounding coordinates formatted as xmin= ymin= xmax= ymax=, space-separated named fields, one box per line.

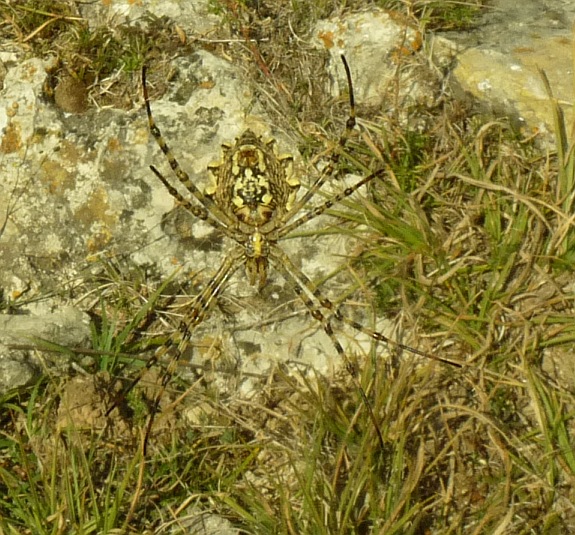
xmin=120 ymin=55 xmax=461 ymax=453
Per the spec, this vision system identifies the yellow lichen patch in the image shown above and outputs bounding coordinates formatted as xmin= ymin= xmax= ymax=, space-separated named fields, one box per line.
xmin=74 ymin=186 xmax=117 ymax=232
xmin=59 ymin=139 xmax=91 ymax=166
xmin=107 ymin=136 xmax=122 ymax=152
xmin=86 ymin=226 xmax=113 ymax=254
xmin=6 ymin=102 xmax=19 ymax=118
xmin=199 ymin=80 xmax=216 ymax=90
xmin=40 ymin=159 xmax=75 ymax=195
xmin=0 ymin=122 xmax=22 ymax=153
xmin=133 ymin=125 xmax=150 ymax=145
xmin=390 ymin=31 xmax=423 ymax=63
xmin=317 ymin=30 xmax=335 ymax=49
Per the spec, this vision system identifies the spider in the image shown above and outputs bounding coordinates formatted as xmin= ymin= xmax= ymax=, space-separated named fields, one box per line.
xmin=120 ymin=55 xmax=460 ymax=452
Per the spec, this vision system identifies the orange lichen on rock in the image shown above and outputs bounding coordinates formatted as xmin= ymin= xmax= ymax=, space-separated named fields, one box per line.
xmin=0 ymin=122 xmax=22 ymax=154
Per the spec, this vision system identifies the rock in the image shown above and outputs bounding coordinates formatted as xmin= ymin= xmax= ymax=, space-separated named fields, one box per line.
xmin=0 ymin=44 xmax=386 ymax=393
xmin=313 ymin=9 xmax=437 ymax=113
xmin=0 ymin=346 xmax=38 ymax=393
xmin=441 ymin=0 xmax=575 ymax=141
xmin=0 ymin=306 xmax=90 ymax=393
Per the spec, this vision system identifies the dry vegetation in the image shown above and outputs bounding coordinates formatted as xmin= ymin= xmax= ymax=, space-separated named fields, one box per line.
xmin=2 ymin=1 xmax=575 ymax=534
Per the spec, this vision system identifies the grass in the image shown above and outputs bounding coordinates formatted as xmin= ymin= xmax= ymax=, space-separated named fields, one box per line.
xmin=0 ymin=0 xmax=186 ymax=110
xmin=2 ymin=0 xmax=575 ymax=533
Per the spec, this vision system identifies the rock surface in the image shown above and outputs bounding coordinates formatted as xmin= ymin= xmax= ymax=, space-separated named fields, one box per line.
xmin=443 ymin=0 xmax=574 ymax=139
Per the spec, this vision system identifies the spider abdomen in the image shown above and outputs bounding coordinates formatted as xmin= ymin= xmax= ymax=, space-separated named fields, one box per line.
xmin=207 ymin=130 xmax=298 ymax=227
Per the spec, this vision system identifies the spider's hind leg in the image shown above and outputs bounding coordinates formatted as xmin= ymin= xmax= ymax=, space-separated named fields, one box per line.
xmin=269 ymin=245 xmax=386 ymax=449
xmin=108 ymin=247 xmax=245 ymax=454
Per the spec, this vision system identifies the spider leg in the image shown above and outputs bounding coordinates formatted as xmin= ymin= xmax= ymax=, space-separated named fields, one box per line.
xmin=277 ymin=55 xmax=357 ymax=227
xmin=109 ymin=247 xmax=246 ymax=454
xmin=268 ymin=245 xmax=385 ymax=449
xmin=143 ymin=247 xmax=246 ymax=453
xmin=277 ymin=168 xmax=385 ymax=238
xmin=142 ymin=66 xmax=235 ymax=229
xmin=272 ymin=243 xmax=463 ymax=368
xmin=150 ymin=165 xmax=240 ymax=239
xmin=334 ymin=314 xmax=464 ymax=368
